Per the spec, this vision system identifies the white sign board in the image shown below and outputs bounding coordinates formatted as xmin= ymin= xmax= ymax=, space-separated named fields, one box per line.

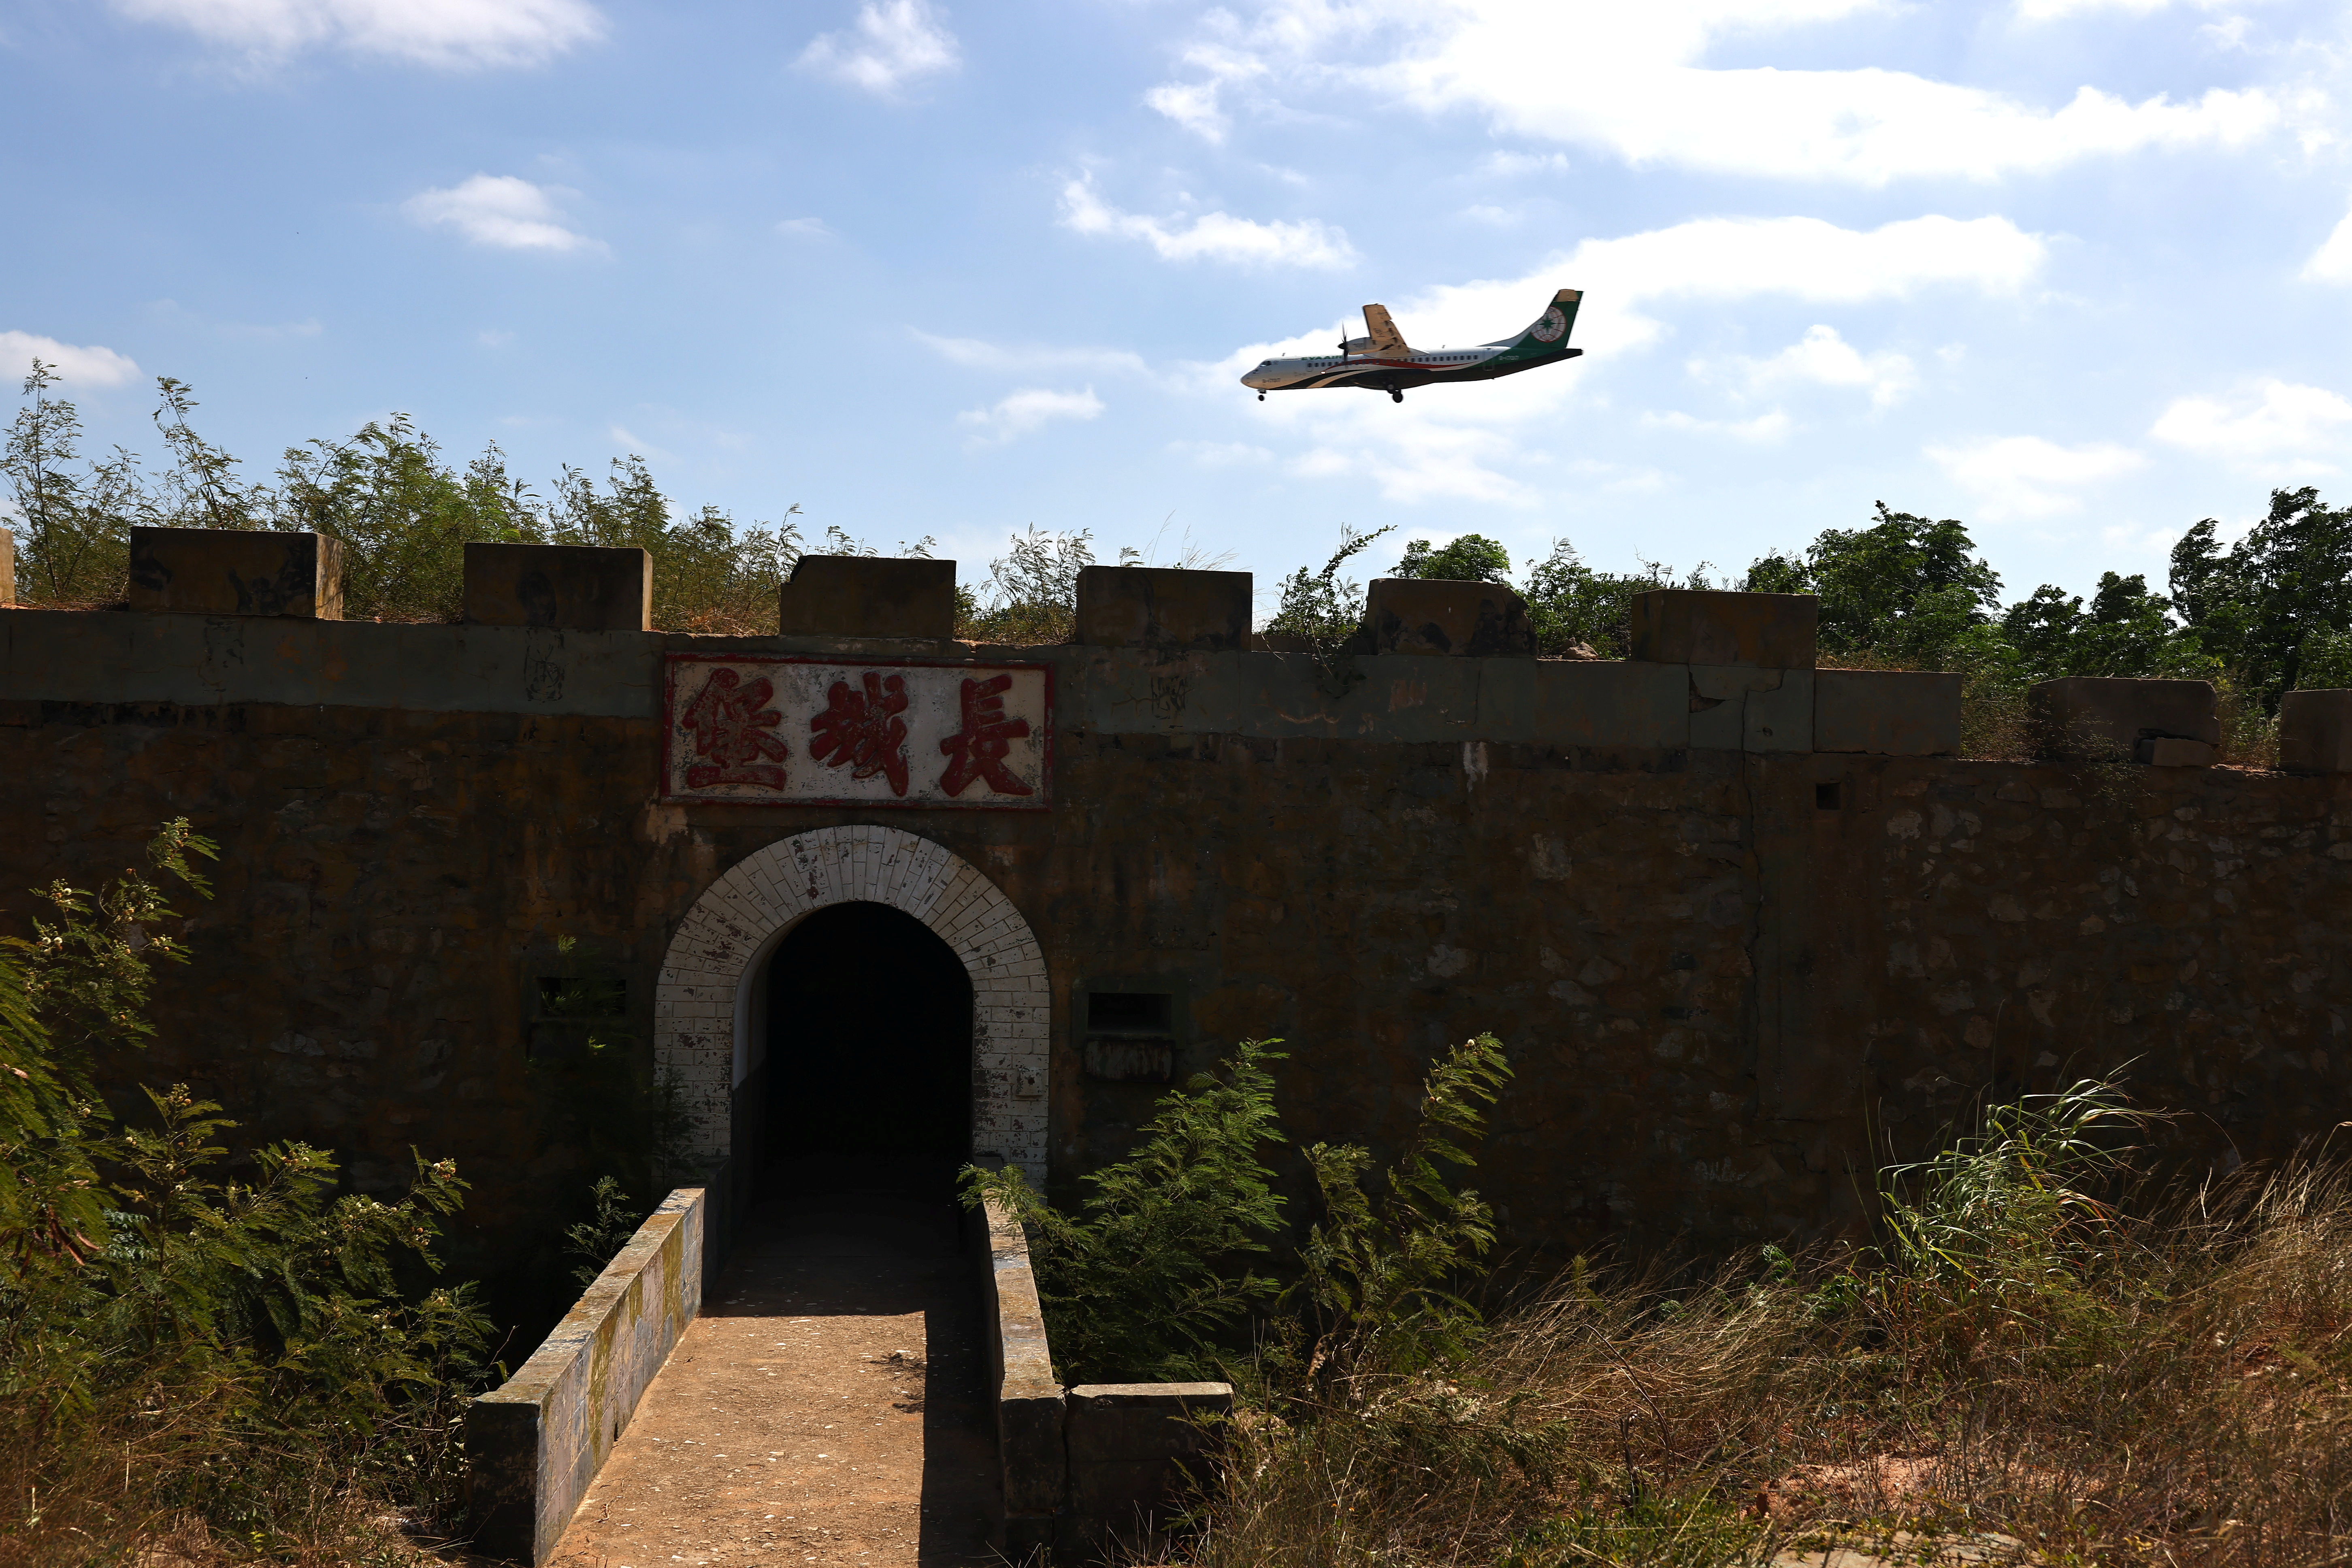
xmin=660 ymin=655 xmax=1052 ymax=809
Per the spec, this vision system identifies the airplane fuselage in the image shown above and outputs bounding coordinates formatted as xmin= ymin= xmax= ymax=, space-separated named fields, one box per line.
xmin=1243 ymin=343 xmax=1576 ymax=394
xmin=1240 ymin=288 xmax=1584 ymax=401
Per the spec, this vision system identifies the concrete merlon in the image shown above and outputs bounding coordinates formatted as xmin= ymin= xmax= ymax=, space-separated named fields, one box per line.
xmin=1630 ymin=590 xmax=1817 ymax=669
xmin=128 ymin=526 xmax=345 ymax=620
xmin=467 ymin=1187 xmax=706 ymax=1566
xmin=778 ymin=555 xmax=957 ymax=639
xmin=1350 ymin=577 xmax=1535 ymax=657
xmin=2281 ymin=689 xmax=2352 ymax=773
xmin=1075 ymin=565 xmax=1252 ymax=652
xmin=1815 ymin=669 xmax=1961 ymax=756
xmin=464 ymin=543 xmax=652 ymax=633
xmin=2029 ymin=676 xmax=2220 ymax=755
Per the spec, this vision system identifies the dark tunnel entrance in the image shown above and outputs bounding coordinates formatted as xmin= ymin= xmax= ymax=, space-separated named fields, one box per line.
xmin=762 ymin=901 xmax=974 ymax=1202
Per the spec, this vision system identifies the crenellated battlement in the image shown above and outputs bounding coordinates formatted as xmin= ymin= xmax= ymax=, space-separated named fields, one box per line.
xmin=8 ymin=528 xmax=2348 ymax=771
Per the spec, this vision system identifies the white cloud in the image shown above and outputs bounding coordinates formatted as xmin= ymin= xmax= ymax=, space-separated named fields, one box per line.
xmin=1712 ymin=323 xmax=1919 ymax=407
xmin=405 ymin=175 xmax=601 ymax=252
xmin=1288 ymin=418 xmax=1536 ymax=505
xmin=2149 ymin=379 xmax=2352 ymax=472
xmin=1150 ymin=0 xmax=2284 ymax=184
xmin=2014 ymin=0 xmax=2220 ymax=19
xmin=775 ymin=217 xmax=833 ymax=239
xmin=956 ymin=386 xmax=1105 ymax=445
xmin=1926 ymin=435 xmax=2145 ymax=518
xmin=1643 ymin=409 xmax=1795 ymax=442
xmin=911 ymin=330 xmax=1146 ymax=375
xmin=2303 ymin=206 xmax=2352 ymax=284
xmin=1169 ymin=440 xmax=1274 ymax=467
xmin=798 ymin=0 xmax=959 ymax=95
xmin=0 ymin=331 xmax=143 ymax=387
xmin=113 ymin=0 xmax=600 ymax=67
xmin=1146 ymin=81 xmax=1229 ymax=142
xmin=1059 ymin=175 xmax=1355 ymax=269
xmin=607 ymin=423 xmax=673 ymax=461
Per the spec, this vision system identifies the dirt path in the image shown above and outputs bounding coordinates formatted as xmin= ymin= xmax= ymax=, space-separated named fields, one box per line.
xmin=544 ymin=1193 xmax=999 ymax=1568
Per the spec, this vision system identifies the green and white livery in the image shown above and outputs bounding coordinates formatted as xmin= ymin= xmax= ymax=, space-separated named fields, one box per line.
xmin=1241 ymin=288 xmax=1584 ymax=404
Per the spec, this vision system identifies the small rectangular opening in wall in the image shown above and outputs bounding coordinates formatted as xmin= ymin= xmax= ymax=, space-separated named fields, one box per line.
xmin=1814 ymin=781 xmax=1842 ymax=812
xmin=1087 ymin=992 xmax=1173 ymax=1034
xmin=537 ymin=974 xmax=627 ymax=1021
xmin=530 ymin=970 xmax=629 ymax=1063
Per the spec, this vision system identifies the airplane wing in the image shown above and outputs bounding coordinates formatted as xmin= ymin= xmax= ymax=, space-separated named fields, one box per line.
xmin=1361 ymin=304 xmax=1411 ymax=355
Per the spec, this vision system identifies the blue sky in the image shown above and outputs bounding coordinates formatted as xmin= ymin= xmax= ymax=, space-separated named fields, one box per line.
xmin=8 ymin=0 xmax=2352 ymax=614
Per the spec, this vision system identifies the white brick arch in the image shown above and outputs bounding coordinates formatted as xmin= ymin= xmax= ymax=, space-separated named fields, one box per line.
xmin=653 ymin=825 xmax=1048 ymax=1179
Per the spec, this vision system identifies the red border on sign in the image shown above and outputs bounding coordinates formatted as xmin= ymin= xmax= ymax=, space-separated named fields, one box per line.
xmin=660 ymin=653 xmax=1056 ymax=810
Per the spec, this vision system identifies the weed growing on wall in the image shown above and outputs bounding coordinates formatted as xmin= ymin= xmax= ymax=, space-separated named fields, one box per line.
xmin=1263 ymin=524 xmax=1393 ymax=694
xmin=0 ymin=824 xmax=492 ymax=1565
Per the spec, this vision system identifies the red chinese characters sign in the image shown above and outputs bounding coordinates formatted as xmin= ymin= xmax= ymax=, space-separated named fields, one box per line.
xmin=662 ymin=656 xmax=1051 ymax=807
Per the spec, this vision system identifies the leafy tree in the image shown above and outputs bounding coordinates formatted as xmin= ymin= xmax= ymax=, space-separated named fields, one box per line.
xmin=1519 ymin=539 xmax=1679 ymax=658
xmin=2301 ymin=622 xmax=2352 ymax=691
xmin=1 ymin=362 xmax=149 ymax=605
xmin=277 ymin=419 xmax=534 ymax=621
xmin=2170 ymin=486 xmax=2352 ymax=708
xmin=2 ymin=371 xmax=817 ymax=632
xmin=1393 ymin=533 xmax=1511 ymax=583
xmin=1751 ymin=503 xmax=2003 ymax=665
xmin=150 ymin=377 xmax=266 ymax=529
xmin=2001 ymin=572 xmax=2207 ymax=681
xmin=959 ymin=524 xmax=1095 ymax=642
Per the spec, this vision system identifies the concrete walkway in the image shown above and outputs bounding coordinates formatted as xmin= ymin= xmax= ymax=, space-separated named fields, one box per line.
xmin=544 ymin=1193 xmax=999 ymax=1568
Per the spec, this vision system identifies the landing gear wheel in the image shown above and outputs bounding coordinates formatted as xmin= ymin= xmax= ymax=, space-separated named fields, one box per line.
xmin=1390 ymin=389 xmax=1404 ymax=403
xmin=1257 ymin=392 xmax=1265 ymax=401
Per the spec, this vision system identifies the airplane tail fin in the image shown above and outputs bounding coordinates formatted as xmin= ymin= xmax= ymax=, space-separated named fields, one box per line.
xmin=1489 ymin=288 xmax=1583 ymax=359
xmin=1361 ymin=304 xmax=1412 ymax=355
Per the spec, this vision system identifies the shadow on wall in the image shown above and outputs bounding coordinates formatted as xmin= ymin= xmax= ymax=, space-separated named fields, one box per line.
xmin=761 ymin=901 xmax=974 ymax=1203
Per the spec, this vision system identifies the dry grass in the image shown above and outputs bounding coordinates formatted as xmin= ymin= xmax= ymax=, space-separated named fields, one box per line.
xmin=1178 ymin=1161 xmax=2352 ymax=1568
xmin=0 ymin=1389 xmax=460 ymax=1567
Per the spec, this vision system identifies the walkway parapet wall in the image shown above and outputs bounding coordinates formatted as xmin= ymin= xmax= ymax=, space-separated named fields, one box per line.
xmin=970 ymin=1185 xmax=1231 ymax=1563
xmin=971 ymin=1185 xmax=1065 ymax=1552
xmin=468 ymin=1187 xmax=706 ymax=1565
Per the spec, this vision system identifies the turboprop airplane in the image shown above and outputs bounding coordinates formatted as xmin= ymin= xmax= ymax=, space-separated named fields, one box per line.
xmin=1240 ymin=288 xmax=1583 ymax=403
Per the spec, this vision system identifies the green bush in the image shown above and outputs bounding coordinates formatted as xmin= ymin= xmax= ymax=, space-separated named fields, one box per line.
xmin=962 ymin=1032 xmax=1514 ymax=1388
xmin=0 ymin=824 xmax=491 ymax=1563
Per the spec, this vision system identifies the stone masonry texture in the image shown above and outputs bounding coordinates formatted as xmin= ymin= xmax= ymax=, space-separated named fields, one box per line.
xmin=4 ymin=606 xmax=2350 ymax=1330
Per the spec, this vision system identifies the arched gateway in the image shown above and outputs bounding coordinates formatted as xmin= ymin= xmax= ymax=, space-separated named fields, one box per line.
xmin=653 ymin=826 xmax=1048 ymax=1181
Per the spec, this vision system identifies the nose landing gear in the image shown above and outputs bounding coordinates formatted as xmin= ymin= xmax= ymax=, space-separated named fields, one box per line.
xmin=1257 ymin=392 xmax=1265 ymax=401
xmin=1390 ymin=389 xmax=1404 ymax=403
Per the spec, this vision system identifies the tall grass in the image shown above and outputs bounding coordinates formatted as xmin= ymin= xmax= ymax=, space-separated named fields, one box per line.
xmin=1179 ymin=1083 xmax=2352 ymax=1568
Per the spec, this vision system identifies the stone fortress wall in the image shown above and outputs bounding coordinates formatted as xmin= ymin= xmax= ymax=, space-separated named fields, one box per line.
xmin=4 ymin=525 xmax=2350 ymax=1312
